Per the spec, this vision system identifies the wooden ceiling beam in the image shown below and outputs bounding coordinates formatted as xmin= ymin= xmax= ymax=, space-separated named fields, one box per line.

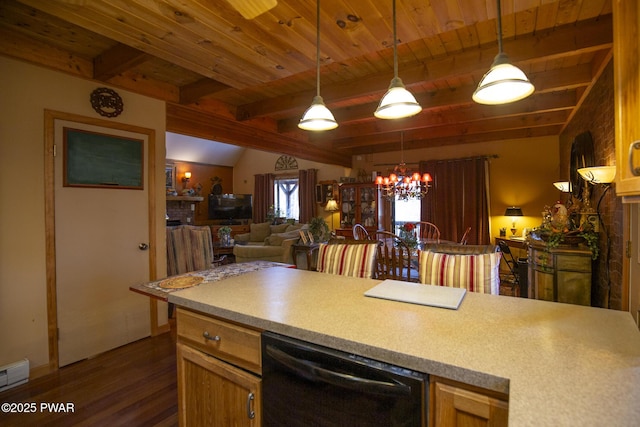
xmin=180 ymin=78 xmax=231 ymax=105
xmin=332 ymin=110 xmax=570 ymax=149
xmin=93 ymin=43 xmax=151 ymax=81
xmin=351 ymin=126 xmax=564 ymax=155
xmin=167 ymin=103 xmax=351 ymax=168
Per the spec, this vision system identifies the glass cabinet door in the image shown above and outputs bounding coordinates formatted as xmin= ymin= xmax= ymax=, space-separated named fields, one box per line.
xmin=340 ymin=186 xmax=356 ymax=227
xmin=360 ymin=186 xmax=377 ymax=228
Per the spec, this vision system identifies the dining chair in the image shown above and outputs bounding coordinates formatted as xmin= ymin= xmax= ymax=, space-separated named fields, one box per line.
xmin=166 ymin=225 xmax=220 ymax=316
xmin=352 ymin=223 xmax=370 ymax=240
xmin=371 ymin=230 xmax=414 ymax=282
xmin=316 ymin=240 xmax=379 ymax=279
xmin=417 ymin=221 xmax=441 ymax=244
xmin=459 ymin=227 xmax=472 ymax=245
xmin=497 ymin=240 xmax=519 ymax=285
xmin=418 ymin=249 xmax=501 ymax=295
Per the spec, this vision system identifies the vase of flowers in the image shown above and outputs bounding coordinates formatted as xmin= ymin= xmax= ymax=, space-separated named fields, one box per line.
xmin=217 ymin=226 xmax=232 ymax=246
xmin=398 ymin=223 xmax=419 ymax=249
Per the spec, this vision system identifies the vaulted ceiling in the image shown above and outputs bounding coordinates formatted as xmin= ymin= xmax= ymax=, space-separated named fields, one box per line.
xmin=0 ymin=0 xmax=612 ymax=167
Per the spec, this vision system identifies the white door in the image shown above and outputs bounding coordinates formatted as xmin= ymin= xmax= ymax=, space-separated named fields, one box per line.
xmin=630 ymin=204 xmax=640 ymax=327
xmin=54 ymin=119 xmax=151 ymax=367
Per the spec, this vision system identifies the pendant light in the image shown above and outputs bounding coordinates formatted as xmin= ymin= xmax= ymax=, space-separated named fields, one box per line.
xmin=298 ymin=0 xmax=338 ymax=131
xmin=374 ymin=0 xmax=422 ymax=119
xmin=472 ymin=0 xmax=534 ymax=105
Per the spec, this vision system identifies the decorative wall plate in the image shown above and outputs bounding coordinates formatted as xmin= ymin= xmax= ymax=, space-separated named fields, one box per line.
xmin=90 ymin=87 xmax=124 ymax=118
xmin=275 ymin=155 xmax=298 ymax=171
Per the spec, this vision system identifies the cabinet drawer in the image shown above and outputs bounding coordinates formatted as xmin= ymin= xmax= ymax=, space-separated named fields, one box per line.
xmin=530 ymin=250 xmax=553 ymax=268
xmin=555 ymin=254 xmax=591 ymax=271
xmin=177 ymin=308 xmax=262 ymax=374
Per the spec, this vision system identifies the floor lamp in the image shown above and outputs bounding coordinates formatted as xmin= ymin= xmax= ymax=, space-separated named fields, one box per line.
xmin=325 ymin=199 xmax=339 ymax=232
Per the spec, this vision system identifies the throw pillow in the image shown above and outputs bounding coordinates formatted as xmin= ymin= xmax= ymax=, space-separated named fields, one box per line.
xmin=285 ymin=223 xmax=308 ymax=232
xmin=250 ymin=221 xmax=272 ymax=242
xmin=270 ymin=223 xmax=289 ymax=234
xmin=265 ymin=230 xmax=303 ymax=246
xmin=316 ymin=242 xmax=378 ymax=279
xmin=418 ymin=250 xmax=501 ymax=294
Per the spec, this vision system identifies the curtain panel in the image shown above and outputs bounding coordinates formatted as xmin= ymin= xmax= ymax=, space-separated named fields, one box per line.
xmin=420 ymin=157 xmax=491 ymax=244
xmin=298 ymin=169 xmax=317 ymax=223
xmin=253 ymin=173 xmax=275 ymax=223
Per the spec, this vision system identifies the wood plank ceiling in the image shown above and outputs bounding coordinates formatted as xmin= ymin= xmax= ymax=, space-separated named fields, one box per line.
xmin=0 ymin=0 xmax=612 ymax=167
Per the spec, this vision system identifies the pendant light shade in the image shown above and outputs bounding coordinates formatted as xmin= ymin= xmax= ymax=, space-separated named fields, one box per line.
xmin=299 ymin=95 xmax=338 ymax=131
xmin=374 ymin=77 xmax=422 ymax=119
xmin=298 ymin=0 xmax=337 ymax=131
xmin=374 ymin=0 xmax=421 ymax=119
xmin=473 ymin=0 xmax=534 ymax=105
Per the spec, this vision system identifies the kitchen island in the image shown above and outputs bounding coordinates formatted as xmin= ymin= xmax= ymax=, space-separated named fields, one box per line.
xmin=169 ymin=267 xmax=640 ymax=426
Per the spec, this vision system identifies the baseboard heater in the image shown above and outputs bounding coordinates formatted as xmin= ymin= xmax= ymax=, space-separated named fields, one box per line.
xmin=0 ymin=358 xmax=29 ymax=392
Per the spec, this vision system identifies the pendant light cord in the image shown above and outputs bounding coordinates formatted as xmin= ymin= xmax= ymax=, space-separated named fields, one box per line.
xmin=496 ymin=0 xmax=504 ymax=54
xmin=392 ymin=0 xmax=398 ymax=78
xmin=315 ymin=0 xmax=321 ymax=97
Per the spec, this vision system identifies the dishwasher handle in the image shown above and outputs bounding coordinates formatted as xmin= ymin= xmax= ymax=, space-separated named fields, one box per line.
xmin=265 ymin=345 xmax=411 ymax=397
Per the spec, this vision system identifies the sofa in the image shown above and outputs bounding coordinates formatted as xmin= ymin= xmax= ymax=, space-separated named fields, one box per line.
xmin=233 ymin=222 xmax=308 ymax=264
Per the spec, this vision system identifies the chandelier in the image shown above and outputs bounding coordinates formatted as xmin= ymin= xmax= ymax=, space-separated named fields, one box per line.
xmin=375 ymin=133 xmax=432 ymax=201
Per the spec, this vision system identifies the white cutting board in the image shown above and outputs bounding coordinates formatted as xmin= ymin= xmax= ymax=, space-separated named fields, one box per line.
xmin=364 ymin=280 xmax=466 ymax=310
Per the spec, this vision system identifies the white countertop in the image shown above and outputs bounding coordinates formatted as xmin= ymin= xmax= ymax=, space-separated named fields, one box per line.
xmin=168 ymin=267 xmax=640 ymax=426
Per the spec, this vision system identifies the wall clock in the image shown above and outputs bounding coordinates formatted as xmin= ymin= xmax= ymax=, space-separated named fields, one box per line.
xmin=90 ymin=87 xmax=124 ymax=118
xmin=275 ymin=155 xmax=298 ymax=171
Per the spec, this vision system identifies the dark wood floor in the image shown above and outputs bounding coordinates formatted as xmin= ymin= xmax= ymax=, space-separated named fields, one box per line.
xmin=0 ymin=327 xmax=178 ymax=427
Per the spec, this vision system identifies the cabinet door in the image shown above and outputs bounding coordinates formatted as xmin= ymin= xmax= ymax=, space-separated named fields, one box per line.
xmin=557 ymin=271 xmax=591 ymax=306
xmin=339 ymin=185 xmax=356 ymax=227
xmin=434 ymin=382 xmax=508 ymax=427
xmin=614 ymin=0 xmax=640 ymax=195
xmin=359 ymin=186 xmax=378 ymax=229
xmin=177 ymin=342 xmax=261 ymax=427
xmin=532 ymin=268 xmax=554 ymax=301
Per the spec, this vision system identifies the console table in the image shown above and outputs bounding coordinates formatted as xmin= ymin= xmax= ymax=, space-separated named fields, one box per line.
xmin=527 ymin=240 xmax=593 ymax=305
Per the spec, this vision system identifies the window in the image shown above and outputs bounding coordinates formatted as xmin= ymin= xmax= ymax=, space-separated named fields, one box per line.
xmin=274 ymin=177 xmax=299 ymax=220
xmin=394 ymin=196 xmax=420 ymax=233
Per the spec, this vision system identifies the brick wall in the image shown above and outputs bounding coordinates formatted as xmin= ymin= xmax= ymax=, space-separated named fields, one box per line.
xmin=559 ymin=61 xmax=623 ymax=309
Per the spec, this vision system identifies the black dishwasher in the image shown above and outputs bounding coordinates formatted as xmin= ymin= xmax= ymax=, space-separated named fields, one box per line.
xmin=262 ymin=332 xmax=428 ymax=426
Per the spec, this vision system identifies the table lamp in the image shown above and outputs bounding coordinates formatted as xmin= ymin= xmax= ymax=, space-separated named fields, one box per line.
xmin=504 ymin=206 xmax=523 ymax=236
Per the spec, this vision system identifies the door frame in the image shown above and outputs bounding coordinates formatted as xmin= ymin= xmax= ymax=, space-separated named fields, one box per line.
xmin=44 ymin=109 xmax=158 ymax=372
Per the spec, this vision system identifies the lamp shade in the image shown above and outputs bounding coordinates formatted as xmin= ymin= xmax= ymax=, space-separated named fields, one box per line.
xmin=473 ymin=53 xmax=535 ymax=105
xmin=578 ymin=166 xmax=616 ymax=184
xmin=553 ymin=181 xmax=572 ymax=192
xmin=298 ymin=96 xmax=338 ymax=131
xmin=374 ymin=77 xmax=422 ymax=119
xmin=504 ymin=206 xmax=523 ymax=217
xmin=325 ymin=199 xmax=339 ymax=212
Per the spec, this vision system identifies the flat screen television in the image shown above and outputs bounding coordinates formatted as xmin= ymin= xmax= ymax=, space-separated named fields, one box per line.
xmin=208 ymin=194 xmax=253 ymax=224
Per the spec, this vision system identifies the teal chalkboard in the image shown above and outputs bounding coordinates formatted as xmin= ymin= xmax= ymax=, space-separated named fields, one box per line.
xmin=64 ymin=127 xmax=144 ymax=189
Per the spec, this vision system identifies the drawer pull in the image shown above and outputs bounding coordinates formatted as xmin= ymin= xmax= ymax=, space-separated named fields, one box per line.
xmin=246 ymin=392 xmax=255 ymax=419
xmin=203 ymin=331 xmax=221 ymax=342
xmin=629 ymin=141 xmax=640 ymax=176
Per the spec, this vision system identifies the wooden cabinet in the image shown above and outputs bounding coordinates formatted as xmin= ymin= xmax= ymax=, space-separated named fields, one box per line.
xmin=613 ymin=0 xmax=640 ymax=196
xmin=528 ymin=241 xmax=592 ymax=306
xmin=316 ymin=180 xmax=338 ymax=206
xmin=336 ymin=183 xmax=379 ymax=237
xmin=432 ymin=378 xmax=508 ymax=427
xmin=176 ymin=308 xmax=261 ymax=426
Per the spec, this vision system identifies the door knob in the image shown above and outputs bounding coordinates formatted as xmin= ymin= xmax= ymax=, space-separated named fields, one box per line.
xmin=139 ymin=243 xmax=149 ymax=250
